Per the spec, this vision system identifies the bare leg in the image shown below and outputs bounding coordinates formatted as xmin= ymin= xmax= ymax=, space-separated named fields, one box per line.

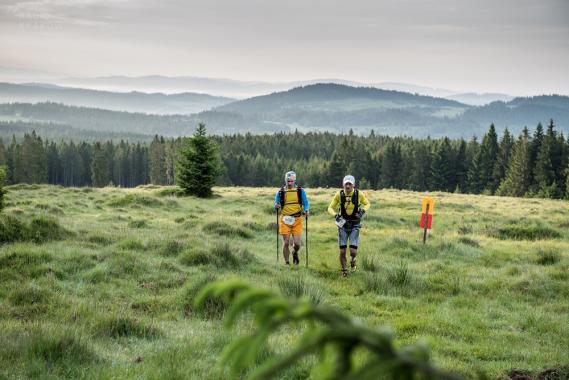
xmin=349 ymin=247 xmax=357 ymax=268
xmin=293 ymin=235 xmax=301 ymax=253
xmin=282 ymin=235 xmax=291 ymax=263
xmin=292 ymin=235 xmax=302 ymax=265
xmin=339 ymin=248 xmax=347 ymax=271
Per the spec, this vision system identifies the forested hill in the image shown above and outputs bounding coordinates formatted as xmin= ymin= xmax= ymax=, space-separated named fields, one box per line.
xmin=0 ymin=102 xmax=286 ymax=137
xmin=217 ymin=83 xmax=466 ymax=113
xmin=460 ymin=95 xmax=569 ymax=129
xmin=0 ymin=84 xmax=568 ymax=139
xmin=199 ymin=84 xmax=569 ymax=137
xmin=0 ymin=82 xmax=234 ymax=114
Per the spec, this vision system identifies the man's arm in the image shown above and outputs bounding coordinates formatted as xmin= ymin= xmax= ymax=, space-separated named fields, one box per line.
xmin=274 ymin=191 xmax=281 ymax=209
xmin=359 ymin=191 xmax=371 ymax=212
xmin=327 ymin=191 xmax=340 ymax=216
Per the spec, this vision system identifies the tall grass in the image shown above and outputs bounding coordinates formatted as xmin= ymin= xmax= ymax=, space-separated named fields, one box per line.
xmin=0 ymin=184 xmax=567 ymax=378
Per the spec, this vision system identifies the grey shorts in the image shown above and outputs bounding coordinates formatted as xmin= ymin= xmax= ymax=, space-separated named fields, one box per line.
xmin=338 ymin=222 xmax=361 ymax=249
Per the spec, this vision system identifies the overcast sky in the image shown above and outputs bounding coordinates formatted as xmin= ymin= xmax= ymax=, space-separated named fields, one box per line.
xmin=1 ymin=0 xmax=568 ymax=95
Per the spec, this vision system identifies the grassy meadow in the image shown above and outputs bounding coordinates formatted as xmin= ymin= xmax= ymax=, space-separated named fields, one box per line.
xmin=0 ymin=184 xmax=568 ymax=379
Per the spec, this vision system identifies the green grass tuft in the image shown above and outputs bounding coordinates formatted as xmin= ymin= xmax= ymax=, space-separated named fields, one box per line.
xmin=28 ymin=215 xmax=70 ymax=243
xmin=203 ymin=221 xmax=253 ymax=239
xmin=361 ymin=255 xmax=380 ymax=272
xmin=181 ymin=273 xmax=227 ymax=319
xmin=277 ymin=274 xmax=327 ymax=304
xmin=95 ymin=316 xmax=161 ymax=339
xmin=128 ymin=219 xmax=148 ymax=228
xmin=0 ymin=214 xmax=28 ymax=243
xmin=107 ymin=194 xmax=163 ymax=208
xmin=492 ymin=224 xmax=561 ymax=241
xmin=535 ymin=249 xmax=561 ymax=266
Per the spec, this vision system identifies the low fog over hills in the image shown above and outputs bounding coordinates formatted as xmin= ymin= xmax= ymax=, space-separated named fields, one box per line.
xmin=0 ymin=82 xmax=234 ymax=114
xmin=1 ymin=83 xmax=567 ymax=140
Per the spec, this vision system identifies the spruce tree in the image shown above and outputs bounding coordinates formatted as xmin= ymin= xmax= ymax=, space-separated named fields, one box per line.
xmin=534 ymin=121 xmax=561 ymax=198
xmin=479 ymin=124 xmax=499 ymax=193
xmin=0 ymin=139 xmax=6 ymax=167
xmin=454 ymin=140 xmax=468 ymax=192
xmin=0 ymin=165 xmax=6 ymax=211
xmin=91 ymin=142 xmax=110 ymax=187
xmin=497 ymin=129 xmax=531 ymax=197
xmin=380 ymin=143 xmax=402 ymax=189
xmin=408 ymin=144 xmax=431 ymax=191
xmin=467 ymin=150 xmax=484 ymax=194
xmin=430 ymin=137 xmax=453 ymax=192
xmin=177 ymin=123 xmax=222 ymax=197
xmin=149 ymin=135 xmax=167 ymax=185
xmin=529 ymin=122 xmax=544 ymax=188
xmin=566 ymin=164 xmax=569 ymax=199
xmin=492 ymin=128 xmax=514 ymax=192
xmin=46 ymin=141 xmax=62 ymax=185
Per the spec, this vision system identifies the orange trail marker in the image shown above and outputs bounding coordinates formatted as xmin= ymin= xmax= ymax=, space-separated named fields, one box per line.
xmin=420 ymin=196 xmax=435 ymax=244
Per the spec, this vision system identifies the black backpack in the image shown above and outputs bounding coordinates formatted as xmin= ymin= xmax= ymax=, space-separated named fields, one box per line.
xmin=279 ymin=185 xmax=303 ymax=208
xmin=340 ymin=189 xmax=359 ymax=220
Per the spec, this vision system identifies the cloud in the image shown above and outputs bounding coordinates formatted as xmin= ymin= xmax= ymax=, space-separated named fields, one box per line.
xmin=0 ymin=0 xmax=567 ymax=94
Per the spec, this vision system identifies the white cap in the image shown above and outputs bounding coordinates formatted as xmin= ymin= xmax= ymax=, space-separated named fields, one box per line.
xmin=285 ymin=171 xmax=296 ymax=182
xmin=343 ymin=175 xmax=355 ymax=186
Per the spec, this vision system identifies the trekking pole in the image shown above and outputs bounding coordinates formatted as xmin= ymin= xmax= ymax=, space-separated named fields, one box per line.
xmin=305 ymin=212 xmax=308 ymax=268
xmin=276 ymin=208 xmax=280 ymax=264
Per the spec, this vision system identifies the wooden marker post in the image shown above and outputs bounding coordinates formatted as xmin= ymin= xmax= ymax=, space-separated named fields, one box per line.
xmin=420 ymin=196 xmax=435 ymax=244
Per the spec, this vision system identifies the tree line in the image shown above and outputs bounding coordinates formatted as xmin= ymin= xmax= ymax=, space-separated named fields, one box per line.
xmin=1 ymin=120 xmax=568 ymax=199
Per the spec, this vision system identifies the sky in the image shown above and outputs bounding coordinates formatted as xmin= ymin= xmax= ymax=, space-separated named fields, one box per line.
xmin=0 ymin=0 xmax=568 ymax=95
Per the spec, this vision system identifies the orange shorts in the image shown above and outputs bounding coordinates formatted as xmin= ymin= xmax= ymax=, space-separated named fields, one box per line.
xmin=279 ymin=215 xmax=303 ymax=236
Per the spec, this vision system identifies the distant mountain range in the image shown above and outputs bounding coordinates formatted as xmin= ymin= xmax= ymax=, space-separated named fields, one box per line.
xmin=55 ymin=75 xmax=514 ymax=105
xmin=1 ymin=83 xmax=567 ymax=140
xmin=0 ymin=82 xmax=234 ymax=114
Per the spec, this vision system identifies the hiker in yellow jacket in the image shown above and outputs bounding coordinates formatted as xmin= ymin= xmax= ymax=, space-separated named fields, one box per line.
xmin=327 ymin=175 xmax=370 ymax=277
xmin=274 ymin=171 xmax=310 ymax=266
